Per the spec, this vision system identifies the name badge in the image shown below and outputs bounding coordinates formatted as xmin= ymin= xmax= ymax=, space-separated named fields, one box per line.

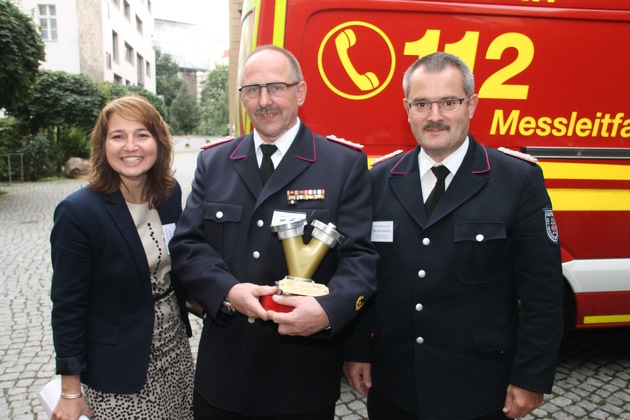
xmin=371 ymin=221 xmax=393 ymax=242
xmin=162 ymin=223 xmax=176 ymax=255
xmin=271 ymin=210 xmax=307 ymax=227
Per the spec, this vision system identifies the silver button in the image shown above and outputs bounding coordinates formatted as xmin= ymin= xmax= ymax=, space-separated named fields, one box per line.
xmin=418 ymin=270 xmax=426 ymax=278
xmin=422 ymin=237 xmax=430 ymax=246
xmin=476 ymin=234 xmax=484 ymax=242
xmin=252 ymin=251 xmax=260 ymax=259
xmin=416 ymin=337 xmax=425 ymax=344
xmin=257 ymin=220 xmax=264 ymax=227
xmin=216 ymin=211 xmax=224 ymax=219
xmin=415 ymin=303 xmax=424 ymax=312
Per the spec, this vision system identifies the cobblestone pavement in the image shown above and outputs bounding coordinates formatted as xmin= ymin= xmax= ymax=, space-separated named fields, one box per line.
xmin=1 ymin=137 xmax=628 ymax=419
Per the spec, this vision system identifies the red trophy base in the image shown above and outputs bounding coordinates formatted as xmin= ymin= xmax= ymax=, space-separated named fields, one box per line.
xmin=260 ymin=295 xmax=293 ymax=312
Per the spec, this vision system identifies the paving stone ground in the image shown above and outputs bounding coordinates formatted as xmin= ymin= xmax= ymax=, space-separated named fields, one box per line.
xmin=1 ymin=136 xmax=628 ymax=419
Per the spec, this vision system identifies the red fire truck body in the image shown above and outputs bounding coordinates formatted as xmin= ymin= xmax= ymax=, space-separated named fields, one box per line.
xmin=236 ymin=0 xmax=630 ymax=329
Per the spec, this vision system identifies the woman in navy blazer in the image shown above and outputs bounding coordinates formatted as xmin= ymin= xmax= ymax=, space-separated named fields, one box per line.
xmin=50 ymin=96 xmax=193 ymax=419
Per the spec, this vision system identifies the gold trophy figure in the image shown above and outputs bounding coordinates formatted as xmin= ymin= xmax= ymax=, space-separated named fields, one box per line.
xmin=260 ymin=219 xmax=344 ymax=312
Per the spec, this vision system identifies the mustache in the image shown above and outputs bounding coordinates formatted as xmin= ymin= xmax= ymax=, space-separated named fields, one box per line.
xmin=423 ymin=123 xmax=450 ymax=131
xmin=255 ymin=107 xmax=279 ymax=116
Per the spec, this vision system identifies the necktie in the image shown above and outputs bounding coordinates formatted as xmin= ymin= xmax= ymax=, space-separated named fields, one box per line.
xmin=425 ymin=165 xmax=450 ymax=217
xmin=260 ymin=144 xmax=278 ymax=185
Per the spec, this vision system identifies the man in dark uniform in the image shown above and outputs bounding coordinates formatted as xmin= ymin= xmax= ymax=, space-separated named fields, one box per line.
xmin=170 ymin=45 xmax=378 ymax=419
xmin=344 ymin=52 xmax=563 ymax=419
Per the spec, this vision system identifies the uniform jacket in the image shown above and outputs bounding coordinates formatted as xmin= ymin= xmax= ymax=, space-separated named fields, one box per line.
xmin=169 ymin=123 xmax=379 ymax=415
xmin=50 ymin=182 xmax=191 ymax=394
xmin=346 ymin=136 xmax=563 ymax=419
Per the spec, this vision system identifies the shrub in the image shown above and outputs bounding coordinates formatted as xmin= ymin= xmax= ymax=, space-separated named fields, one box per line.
xmin=19 ymin=131 xmax=62 ymax=181
xmin=0 ymin=117 xmax=28 ymax=181
xmin=60 ymin=127 xmax=90 ymax=161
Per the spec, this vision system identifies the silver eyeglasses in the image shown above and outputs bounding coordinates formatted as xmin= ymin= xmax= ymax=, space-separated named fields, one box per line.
xmin=239 ymin=82 xmax=300 ymax=99
xmin=407 ymin=96 xmax=472 ymax=114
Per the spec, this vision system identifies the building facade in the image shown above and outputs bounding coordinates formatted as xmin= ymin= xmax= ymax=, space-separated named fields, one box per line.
xmin=19 ymin=0 xmax=156 ymax=92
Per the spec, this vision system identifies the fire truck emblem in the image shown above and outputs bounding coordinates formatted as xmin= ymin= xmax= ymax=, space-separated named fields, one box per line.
xmin=544 ymin=209 xmax=559 ymax=244
xmin=318 ymin=21 xmax=396 ymax=100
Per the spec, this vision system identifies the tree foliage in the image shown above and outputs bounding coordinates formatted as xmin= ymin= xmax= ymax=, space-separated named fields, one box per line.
xmin=102 ymin=82 xmax=167 ymax=119
xmin=169 ymin=85 xmax=199 ymax=134
xmin=19 ymin=130 xmax=61 ymax=181
xmin=155 ymin=49 xmax=184 ymax=109
xmin=6 ymin=70 xmax=106 ymax=173
xmin=0 ymin=0 xmax=46 ymax=110
xmin=199 ymin=64 xmax=229 ymax=136
xmin=9 ymin=70 xmax=107 ymax=134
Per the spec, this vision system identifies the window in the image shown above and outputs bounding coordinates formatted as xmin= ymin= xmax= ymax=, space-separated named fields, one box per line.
xmin=114 ymin=74 xmax=123 ymax=84
xmin=146 ymin=61 xmax=151 ymax=77
xmin=112 ymin=31 xmax=119 ymax=63
xmin=135 ymin=15 xmax=143 ymax=34
xmin=106 ymin=52 xmax=112 ymax=69
xmin=124 ymin=42 xmax=134 ymax=64
xmin=137 ymin=53 xmax=144 ymax=86
xmin=147 ymin=0 xmax=152 ymax=14
xmin=111 ymin=0 xmax=120 ymax=8
xmin=38 ymin=5 xmax=57 ymax=41
xmin=124 ymin=0 xmax=130 ymax=19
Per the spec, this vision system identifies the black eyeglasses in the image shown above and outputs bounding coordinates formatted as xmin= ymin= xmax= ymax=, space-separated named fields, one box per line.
xmin=238 ymin=82 xmax=300 ymax=99
xmin=407 ymin=96 xmax=472 ymax=114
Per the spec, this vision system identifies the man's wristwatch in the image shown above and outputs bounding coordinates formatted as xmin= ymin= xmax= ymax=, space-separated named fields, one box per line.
xmin=221 ymin=298 xmax=236 ymax=315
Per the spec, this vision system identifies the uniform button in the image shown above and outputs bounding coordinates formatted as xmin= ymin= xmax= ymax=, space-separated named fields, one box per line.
xmin=476 ymin=234 xmax=484 ymax=242
xmin=216 ymin=211 xmax=224 ymax=219
xmin=422 ymin=237 xmax=430 ymax=246
xmin=252 ymin=251 xmax=260 ymax=259
xmin=417 ymin=270 xmax=426 ymax=278
xmin=415 ymin=303 xmax=423 ymax=312
xmin=257 ymin=220 xmax=264 ymax=227
xmin=416 ymin=337 xmax=425 ymax=344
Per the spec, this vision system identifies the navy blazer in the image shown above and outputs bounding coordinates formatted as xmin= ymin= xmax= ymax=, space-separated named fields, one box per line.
xmin=50 ymin=182 xmax=190 ymax=394
xmin=346 ymin=136 xmax=563 ymax=419
xmin=170 ymin=123 xmax=379 ymax=415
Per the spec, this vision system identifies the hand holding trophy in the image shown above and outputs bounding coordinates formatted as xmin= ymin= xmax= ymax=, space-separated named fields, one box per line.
xmin=261 ymin=218 xmax=344 ymax=312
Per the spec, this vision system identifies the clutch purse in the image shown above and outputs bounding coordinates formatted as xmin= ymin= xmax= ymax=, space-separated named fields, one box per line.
xmin=38 ymin=377 xmax=89 ymax=420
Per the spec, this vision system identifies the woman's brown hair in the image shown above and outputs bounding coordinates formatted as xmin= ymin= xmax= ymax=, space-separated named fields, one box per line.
xmin=85 ymin=96 xmax=175 ymax=209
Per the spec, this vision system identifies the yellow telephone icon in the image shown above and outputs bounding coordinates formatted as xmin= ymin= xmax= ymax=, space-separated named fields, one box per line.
xmin=335 ymin=28 xmax=380 ymax=91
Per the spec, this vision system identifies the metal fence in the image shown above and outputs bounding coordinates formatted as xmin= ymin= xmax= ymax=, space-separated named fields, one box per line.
xmin=1 ymin=153 xmax=24 ymax=182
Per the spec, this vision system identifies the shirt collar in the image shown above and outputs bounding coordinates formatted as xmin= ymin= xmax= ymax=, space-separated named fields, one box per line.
xmin=419 ymin=136 xmax=469 ymax=178
xmin=253 ymin=118 xmax=301 ymax=161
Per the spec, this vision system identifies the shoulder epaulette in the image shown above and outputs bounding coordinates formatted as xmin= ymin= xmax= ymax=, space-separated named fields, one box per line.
xmin=326 ymin=134 xmax=364 ymax=150
xmin=370 ymin=149 xmax=404 ymax=167
xmin=200 ymin=136 xmax=235 ymax=150
xmin=497 ymin=147 xmax=538 ymax=163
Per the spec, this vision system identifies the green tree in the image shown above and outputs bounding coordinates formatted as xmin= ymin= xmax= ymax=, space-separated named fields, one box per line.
xmin=19 ymin=130 xmax=61 ymax=181
xmin=0 ymin=0 xmax=45 ymax=110
xmin=169 ymin=85 xmax=199 ymax=134
xmin=8 ymin=70 xmax=107 ymax=169
xmin=103 ymin=82 xmax=167 ymax=119
xmin=155 ymin=49 xmax=184 ymax=109
xmin=9 ymin=70 xmax=107 ymax=134
xmin=198 ymin=64 xmax=229 ymax=136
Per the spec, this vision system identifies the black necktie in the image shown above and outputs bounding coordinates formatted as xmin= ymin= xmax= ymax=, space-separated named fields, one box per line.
xmin=260 ymin=144 xmax=278 ymax=185
xmin=425 ymin=165 xmax=450 ymax=217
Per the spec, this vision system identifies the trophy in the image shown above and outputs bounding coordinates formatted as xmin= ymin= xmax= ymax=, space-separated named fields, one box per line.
xmin=261 ymin=219 xmax=344 ymax=312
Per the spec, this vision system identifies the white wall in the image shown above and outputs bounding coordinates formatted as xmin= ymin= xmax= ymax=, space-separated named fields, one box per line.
xmin=18 ymin=0 xmax=156 ymax=93
xmin=19 ymin=0 xmax=82 ymax=73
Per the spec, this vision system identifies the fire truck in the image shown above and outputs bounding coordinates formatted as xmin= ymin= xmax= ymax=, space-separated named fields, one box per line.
xmin=234 ymin=0 xmax=630 ymax=329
